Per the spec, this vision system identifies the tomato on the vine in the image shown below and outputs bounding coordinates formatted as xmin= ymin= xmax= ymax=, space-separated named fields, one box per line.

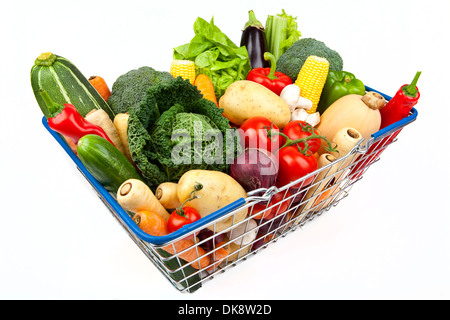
xmin=281 ymin=120 xmax=322 ymax=155
xmin=167 ymin=182 xmax=203 ymax=236
xmin=276 ymin=146 xmax=318 ymax=188
xmin=167 ymin=207 xmax=201 ymax=234
xmin=239 ymin=117 xmax=282 ymax=153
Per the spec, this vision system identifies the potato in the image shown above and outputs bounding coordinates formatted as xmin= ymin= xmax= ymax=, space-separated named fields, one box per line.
xmin=218 ymin=80 xmax=291 ymax=128
xmin=177 ymin=170 xmax=248 ymax=232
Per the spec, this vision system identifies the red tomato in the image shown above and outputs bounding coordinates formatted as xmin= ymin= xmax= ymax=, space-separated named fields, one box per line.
xmin=167 ymin=207 xmax=202 ymax=234
xmin=281 ymin=121 xmax=321 ymax=155
xmin=252 ymin=189 xmax=292 ymax=220
xmin=252 ymin=202 xmax=273 ymax=220
xmin=239 ymin=117 xmax=282 ymax=153
xmin=277 ymin=146 xmax=318 ymax=188
xmin=270 ymin=190 xmax=292 ymax=217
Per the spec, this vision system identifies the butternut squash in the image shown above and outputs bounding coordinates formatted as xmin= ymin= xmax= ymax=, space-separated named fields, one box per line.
xmin=316 ymin=92 xmax=385 ymax=154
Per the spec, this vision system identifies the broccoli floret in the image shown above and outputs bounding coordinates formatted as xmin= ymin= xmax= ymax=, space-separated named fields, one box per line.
xmin=276 ymin=38 xmax=344 ymax=82
xmin=107 ymin=66 xmax=174 ymax=114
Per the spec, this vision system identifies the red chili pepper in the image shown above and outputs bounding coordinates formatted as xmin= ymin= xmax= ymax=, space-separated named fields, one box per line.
xmin=40 ymin=90 xmax=115 ymax=145
xmin=349 ymin=72 xmax=421 ymax=180
xmin=380 ymin=71 xmax=421 ymax=129
xmin=246 ymin=52 xmax=292 ymax=95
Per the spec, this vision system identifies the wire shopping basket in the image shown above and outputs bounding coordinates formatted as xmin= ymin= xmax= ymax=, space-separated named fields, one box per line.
xmin=42 ymin=86 xmax=418 ymax=293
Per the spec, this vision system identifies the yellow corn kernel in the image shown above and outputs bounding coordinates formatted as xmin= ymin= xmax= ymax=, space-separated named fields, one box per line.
xmin=170 ymin=60 xmax=196 ymax=85
xmin=294 ymin=56 xmax=330 ymax=114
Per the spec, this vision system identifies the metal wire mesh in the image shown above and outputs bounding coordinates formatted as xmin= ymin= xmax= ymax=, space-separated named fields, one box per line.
xmin=95 ymin=123 xmax=409 ymax=293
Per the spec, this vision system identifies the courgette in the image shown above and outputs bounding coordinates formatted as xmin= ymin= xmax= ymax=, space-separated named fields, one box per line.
xmin=31 ymin=52 xmax=116 ymax=119
xmin=77 ymin=134 xmax=143 ymax=194
xmin=156 ymin=249 xmax=202 ymax=293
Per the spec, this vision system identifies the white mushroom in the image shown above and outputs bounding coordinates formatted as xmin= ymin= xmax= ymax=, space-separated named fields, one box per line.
xmin=297 ymin=97 xmax=313 ymax=111
xmin=227 ymin=219 xmax=258 ymax=246
xmin=280 ymin=84 xmax=301 ymax=113
xmin=291 ymin=109 xmax=321 ymax=127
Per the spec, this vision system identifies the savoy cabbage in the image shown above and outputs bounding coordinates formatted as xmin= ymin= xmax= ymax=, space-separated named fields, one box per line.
xmin=127 ymin=77 xmax=241 ymax=188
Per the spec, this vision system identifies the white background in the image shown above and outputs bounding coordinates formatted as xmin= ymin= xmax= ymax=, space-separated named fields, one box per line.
xmin=1 ymin=0 xmax=449 ymax=300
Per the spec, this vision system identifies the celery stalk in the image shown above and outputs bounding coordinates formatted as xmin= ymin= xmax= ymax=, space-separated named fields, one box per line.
xmin=265 ymin=10 xmax=302 ymax=61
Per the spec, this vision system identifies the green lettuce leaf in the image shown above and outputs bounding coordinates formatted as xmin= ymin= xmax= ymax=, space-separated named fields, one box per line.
xmin=173 ymin=17 xmax=251 ymax=99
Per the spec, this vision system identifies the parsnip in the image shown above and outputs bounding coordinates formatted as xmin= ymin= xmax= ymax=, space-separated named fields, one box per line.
xmin=85 ymin=109 xmax=125 ymax=154
xmin=156 ymin=182 xmax=181 ymax=209
xmin=331 ymin=127 xmax=363 ymax=178
xmin=113 ymin=113 xmax=133 ymax=163
xmin=117 ymin=179 xmax=170 ymax=221
xmin=309 ymin=128 xmax=363 ymax=213
xmin=297 ymin=153 xmax=338 ymax=216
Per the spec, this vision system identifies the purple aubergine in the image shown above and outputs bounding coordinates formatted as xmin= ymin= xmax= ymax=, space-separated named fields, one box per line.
xmin=230 ymin=148 xmax=279 ymax=192
xmin=240 ymin=10 xmax=269 ymax=69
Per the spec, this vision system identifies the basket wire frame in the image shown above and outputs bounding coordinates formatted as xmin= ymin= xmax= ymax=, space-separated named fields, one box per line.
xmin=44 ymin=85 xmax=416 ymax=293
xmin=93 ymin=123 xmax=408 ymax=293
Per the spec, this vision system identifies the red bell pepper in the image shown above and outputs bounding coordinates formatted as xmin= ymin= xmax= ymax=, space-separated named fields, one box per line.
xmin=40 ymin=90 xmax=114 ymax=146
xmin=246 ymin=52 xmax=292 ymax=95
xmin=349 ymin=72 xmax=421 ymax=180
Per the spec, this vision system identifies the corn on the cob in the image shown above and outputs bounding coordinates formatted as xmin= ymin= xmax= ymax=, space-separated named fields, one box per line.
xmin=294 ymin=56 xmax=330 ymax=114
xmin=170 ymin=60 xmax=196 ymax=85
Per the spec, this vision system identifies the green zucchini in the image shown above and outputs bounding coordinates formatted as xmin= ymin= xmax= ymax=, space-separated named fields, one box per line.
xmin=31 ymin=52 xmax=116 ymax=119
xmin=77 ymin=134 xmax=143 ymax=194
xmin=156 ymin=249 xmax=202 ymax=293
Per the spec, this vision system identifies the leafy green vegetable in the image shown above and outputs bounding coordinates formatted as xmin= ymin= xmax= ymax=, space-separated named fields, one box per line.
xmin=173 ymin=17 xmax=251 ymax=99
xmin=108 ymin=66 xmax=174 ymax=114
xmin=276 ymin=38 xmax=344 ymax=82
xmin=265 ymin=9 xmax=302 ymax=61
xmin=128 ymin=77 xmax=241 ymax=188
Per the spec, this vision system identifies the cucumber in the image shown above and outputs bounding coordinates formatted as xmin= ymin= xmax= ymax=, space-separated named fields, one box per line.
xmin=156 ymin=249 xmax=202 ymax=293
xmin=31 ymin=52 xmax=116 ymax=119
xmin=77 ymin=134 xmax=143 ymax=194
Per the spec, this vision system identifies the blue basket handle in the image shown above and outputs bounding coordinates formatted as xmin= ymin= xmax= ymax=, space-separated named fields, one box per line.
xmin=365 ymin=85 xmax=419 ymax=141
xmin=42 ymin=116 xmax=248 ymax=246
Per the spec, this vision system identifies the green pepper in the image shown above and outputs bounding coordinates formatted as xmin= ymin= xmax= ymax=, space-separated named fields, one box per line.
xmin=317 ymin=70 xmax=366 ymax=114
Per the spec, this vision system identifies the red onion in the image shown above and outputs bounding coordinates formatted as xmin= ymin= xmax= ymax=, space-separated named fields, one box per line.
xmin=197 ymin=229 xmax=225 ymax=252
xmin=230 ymin=148 xmax=279 ymax=192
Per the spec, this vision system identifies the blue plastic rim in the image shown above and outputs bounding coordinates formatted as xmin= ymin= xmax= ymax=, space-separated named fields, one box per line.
xmin=42 ymin=116 xmax=246 ymax=245
xmin=41 ymin=86 xmax=418 ymax=245
xmin=365 ymin=85 xmax=419 ymax=140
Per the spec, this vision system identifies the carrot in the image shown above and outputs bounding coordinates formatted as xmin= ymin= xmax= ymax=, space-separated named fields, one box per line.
xmin=133 ymin=210 xmax=168 ymax=237
xmin=117 ymin=179 xmax=171 ymax=221
xmin=206 ymin=241 xmax=230 ymax=272
xmin=163 ymin=239 xmax=210 ymax=270
xmin=63 ymin=135 xmax=77 ymax=154
xmin=194 ymin=74 xmax=218 ymax=107
xmin=131 ymin=208 xmax=210 ymax=270
xmin=311 ymin=182 xmax=339 ymax=212
xmin=89 ymin=76 xmax=111 ymax=101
